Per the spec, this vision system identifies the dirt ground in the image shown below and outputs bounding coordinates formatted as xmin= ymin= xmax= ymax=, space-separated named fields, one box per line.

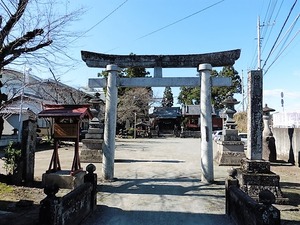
xmin=269 ymin=163 xmax=300 ymax=224
xmin=0 ymin=141 xmax=299 ymax=225
xmin=0 ymin=143 xmax=71 ymax=224
xmin=0 ymin=164 xmax=299 ymax=213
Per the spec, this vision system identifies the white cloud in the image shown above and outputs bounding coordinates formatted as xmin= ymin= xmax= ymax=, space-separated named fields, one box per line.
xmin=264 ymin=89 xmax=300 ymax=99
xmin=263 ymin=89 xmax=300 ymax=113
xmin=263 ymin=89 xmax=283 ymax=98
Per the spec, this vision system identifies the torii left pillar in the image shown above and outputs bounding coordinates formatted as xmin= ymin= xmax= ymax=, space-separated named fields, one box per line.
xmin=103 ymin=64 xmax=120 ymax=180
xmin=199 ymin=64 xmax=214 ymax=183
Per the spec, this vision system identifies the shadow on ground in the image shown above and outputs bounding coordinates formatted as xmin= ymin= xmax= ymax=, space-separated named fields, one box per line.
xmin=98 ymin=177 xmax=225 ymax=197
xmin=85 ymin=205 xmax=233 ymax=225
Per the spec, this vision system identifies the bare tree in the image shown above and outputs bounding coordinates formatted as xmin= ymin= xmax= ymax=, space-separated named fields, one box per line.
xmin=117 ymin=88 xmax=153 ymax=125
xmin=0 ymin=0 xmax=84 ymax=70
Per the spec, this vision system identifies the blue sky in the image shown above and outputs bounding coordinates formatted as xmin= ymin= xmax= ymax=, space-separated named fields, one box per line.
xmin=53 ymin=0 xmax=299 ymax=112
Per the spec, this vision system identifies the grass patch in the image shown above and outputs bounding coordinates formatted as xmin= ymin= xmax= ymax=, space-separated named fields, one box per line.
xmin=0 ymin=182 xmax=14 ymax=195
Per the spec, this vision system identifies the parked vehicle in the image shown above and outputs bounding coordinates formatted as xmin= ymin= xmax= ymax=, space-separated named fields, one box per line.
xmin=212 ymin=130 xmax=222 ymax=141
xmin=238 ymin=132 xmax=247 ymax=148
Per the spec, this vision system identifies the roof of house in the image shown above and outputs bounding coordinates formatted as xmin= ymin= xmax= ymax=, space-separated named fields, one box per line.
xmin=38 ymin=104 xmax=93 ymax=119
xmin=0 ymin=106 xmax=35 ymax=117
xmin=0 ymin=94 xmax=55 ymax=115
xmin=150 ymin=107 xmax=181 ymax=119
xmin=182 ymin=105 xmax=217 ymax=116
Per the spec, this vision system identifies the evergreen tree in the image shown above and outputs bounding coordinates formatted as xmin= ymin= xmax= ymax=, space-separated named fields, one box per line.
xmin=162 ymin=86 xmax=173 ymax=107
xmin=177 ymin=86 xmax=200 ymax=105
xmin=178 ymin=66 xmax=241 ymax=109
xmin=211 ymin=66 xmax=241 ymax=109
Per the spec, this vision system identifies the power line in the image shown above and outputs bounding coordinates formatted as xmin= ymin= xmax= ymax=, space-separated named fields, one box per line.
xmin=261 ymin=0 xmax=283 ymax=56
xmin=105 ymin=0 xmax=225 ymax=53
xmin=272 ymin=14 xmax=299 ymax=58
xmin=262 ymin=0 xmax=298 ymax=70
xmin=250 ymin=0 xmax=278 ymax=70
xmin=264 ymin=28 xmax=299 ymax=75
xmin=136 ymin=0 xmax=225 ymax=41
xmin=69 ymin=0 xmax=129 ymax=44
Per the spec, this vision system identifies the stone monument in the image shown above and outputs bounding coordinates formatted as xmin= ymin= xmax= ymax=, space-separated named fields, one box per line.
xmin=80 ymin=93 xmax=104 ymax=163
xmin=214 ymin=94 xmax=245 ymax=165
xmin=236 ymin=71 xmax=287 ymax=203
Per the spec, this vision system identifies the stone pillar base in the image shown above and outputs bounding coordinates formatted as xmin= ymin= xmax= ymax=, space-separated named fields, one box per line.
xmin=214 ymin=140 xmax=245 ymax=166
xmin=237 ymin=158 xmax=289 ymax=204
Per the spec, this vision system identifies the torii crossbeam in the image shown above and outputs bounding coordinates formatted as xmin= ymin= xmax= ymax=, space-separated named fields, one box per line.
xmin=81 ymin=49 xmax=241 ymax=68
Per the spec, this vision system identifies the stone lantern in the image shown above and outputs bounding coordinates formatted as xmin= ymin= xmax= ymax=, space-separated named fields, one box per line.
xmin=89 ymin=92 xmax=102 ymax=120
xmin=262 ymin=104 xmax=276 ymax=161
xmin=80 ymin=93 xmax=104 ymax=163
xmin=214 ymin=94 xmax=245 ymax=165
xmin=263 ymin=104 xmax=275 ymax=136
xmin=223 ymin=94 xmax=240 ymax=131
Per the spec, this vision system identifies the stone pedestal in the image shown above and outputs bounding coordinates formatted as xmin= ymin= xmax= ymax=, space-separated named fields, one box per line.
xmin=42 ymin=170 xmax=86 ymax=189
xmin=237 ymin=158 xmax=288 ymax=203
xmin=215 ymin=129 xmax=246 ymax=165
xmin=80 ymin=125 xmax=104 ymax=163
xmin=215 ymin=141 xmax=245 ymax=165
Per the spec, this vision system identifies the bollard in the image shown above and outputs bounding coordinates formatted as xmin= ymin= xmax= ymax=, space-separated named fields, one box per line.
xmin=84 ymin=164 xmax=97 ymax=211
xmin=39 ymin=184 xmax=61 ymax=225
xmin=259 ymin=190 xmax=281 ymax=225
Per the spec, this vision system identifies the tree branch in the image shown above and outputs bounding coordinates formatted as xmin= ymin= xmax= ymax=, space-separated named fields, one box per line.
xmin=0 ymin=39 xmax=52 ymax=68
xmin=0 ymin=29 xmax=45 ymax=56
xmin=0 ymin=0 xmax=29 ymax=47
xmin=11 ymin=39 xmax=53 ymax=55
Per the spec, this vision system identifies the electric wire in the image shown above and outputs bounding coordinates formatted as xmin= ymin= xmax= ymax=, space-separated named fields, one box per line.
xmin=249 ymin=0 xmax=272 ymax=69
xmin=261 ymin=0 xmax=284 ymax=55
xmin=69 ymin=0 xmax=129 ymax=44
xmin=105 ymin=0 xmax=225 ymax=53
xmin=261 ymin=0 xmax=277 ymax=41
xmin=271 ymin=14 xmax=299 ymax=60
xmin=262 ymin=0 xmax=298 ymax=70
xmin=264 ymin=28 xmax=299 ymax=76
xmin=135 ymin=0 xmax=224 ymax=41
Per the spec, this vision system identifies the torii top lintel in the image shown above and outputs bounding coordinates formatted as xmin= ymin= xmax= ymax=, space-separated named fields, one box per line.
xmin=81 ymin=49 xmax=241 ymax=68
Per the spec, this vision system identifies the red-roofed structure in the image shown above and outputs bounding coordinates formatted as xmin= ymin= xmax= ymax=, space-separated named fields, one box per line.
xmin=39 ymin=104 xmax=93 ymax=175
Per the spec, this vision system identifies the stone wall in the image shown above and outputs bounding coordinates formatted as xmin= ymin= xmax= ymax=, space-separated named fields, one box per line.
xmin=272 ymin=127 xmax=300 ymax=166
xmin=39 ymin=164 xmax=97 ymax=225
xmin=226 ymin=175 xmax=280 ymax=225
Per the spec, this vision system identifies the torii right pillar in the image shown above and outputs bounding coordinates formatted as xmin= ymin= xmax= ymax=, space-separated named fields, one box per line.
xmin=237 ymin=70 xmax=287 ymax=203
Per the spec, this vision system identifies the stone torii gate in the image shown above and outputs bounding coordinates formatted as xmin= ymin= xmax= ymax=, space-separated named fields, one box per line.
xmin=81 ymin=49 xmax=241 ymax=183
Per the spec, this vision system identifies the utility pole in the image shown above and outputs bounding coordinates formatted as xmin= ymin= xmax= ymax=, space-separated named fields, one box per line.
xmin=257 ymin=16 xmax=262 ymax=70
